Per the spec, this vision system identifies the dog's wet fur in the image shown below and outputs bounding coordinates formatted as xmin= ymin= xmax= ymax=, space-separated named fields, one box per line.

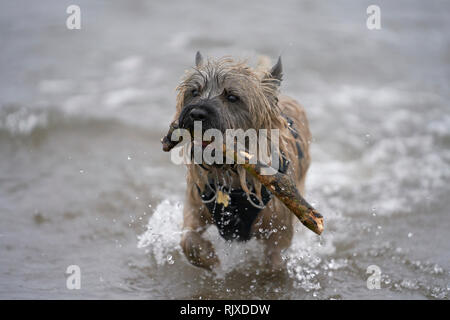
xmin=169 ymin=52 xmax=311 ymax=271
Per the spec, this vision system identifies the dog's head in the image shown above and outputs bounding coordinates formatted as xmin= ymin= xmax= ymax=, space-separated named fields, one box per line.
xmin=176 ymin=52 xmax=284 ymax=136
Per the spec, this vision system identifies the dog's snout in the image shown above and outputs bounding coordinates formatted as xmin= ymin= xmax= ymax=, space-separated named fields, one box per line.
xmin=179 ymin=102 xmax=221 ymax=131
xmin=189 ymin=108 xmax=209 ymax=121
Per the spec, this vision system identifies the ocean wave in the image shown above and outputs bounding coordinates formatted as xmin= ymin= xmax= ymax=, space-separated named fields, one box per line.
xmin=0 ymin=105 xmax=49 ymax=136
xmin=0 ymin=104 xmax=154 ymax=138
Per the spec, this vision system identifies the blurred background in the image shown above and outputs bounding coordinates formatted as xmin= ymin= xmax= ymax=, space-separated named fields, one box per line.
xmin=0 ymin=0 xmax=449 ymax=299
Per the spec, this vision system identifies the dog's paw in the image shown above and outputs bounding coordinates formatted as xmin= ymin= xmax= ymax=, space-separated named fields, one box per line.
xmin=181 ymin=231 xmax=220 ymax=271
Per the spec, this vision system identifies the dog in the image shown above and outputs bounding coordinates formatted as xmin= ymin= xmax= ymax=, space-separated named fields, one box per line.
xmin=168 ymin=52 xmax=311 ymax=271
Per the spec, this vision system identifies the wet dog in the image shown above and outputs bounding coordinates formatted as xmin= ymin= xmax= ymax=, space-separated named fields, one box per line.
xmin=168 ymin=52 xmax=311 ymax=270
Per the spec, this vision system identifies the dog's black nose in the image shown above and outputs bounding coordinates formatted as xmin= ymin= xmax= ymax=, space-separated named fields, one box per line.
xmin=189 ymin=108 xmax=208 ymax=121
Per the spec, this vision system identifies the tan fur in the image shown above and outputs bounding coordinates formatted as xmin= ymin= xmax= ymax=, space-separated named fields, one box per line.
xmin=175 ymin=56 xmax=311 ymax=271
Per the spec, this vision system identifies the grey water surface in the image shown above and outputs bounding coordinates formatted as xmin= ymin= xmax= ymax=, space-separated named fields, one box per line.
xmin=0 ymin=0 xmax=449 ymax=299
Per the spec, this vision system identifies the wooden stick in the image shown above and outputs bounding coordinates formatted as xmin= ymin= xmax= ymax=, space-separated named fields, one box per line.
xmin=224 ymin=146 xmax=324 ymax=235
xmin=161 ymin=121 xmax=180 ymax=152
xmin=161 ymin=130 xmax=324 ymax=235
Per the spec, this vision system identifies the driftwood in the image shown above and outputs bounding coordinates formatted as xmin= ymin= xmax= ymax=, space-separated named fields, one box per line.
xmin=161 ymin=121 xmax=180 ymax=152
xmin=223 ymin=146 xmax=324 ymax=235
xmin=161 ymin=125 xmax=324 ymax=235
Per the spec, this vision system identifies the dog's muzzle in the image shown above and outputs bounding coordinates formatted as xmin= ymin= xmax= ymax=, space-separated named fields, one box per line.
xmin=178 ymin=102 xmax=222 ymax=133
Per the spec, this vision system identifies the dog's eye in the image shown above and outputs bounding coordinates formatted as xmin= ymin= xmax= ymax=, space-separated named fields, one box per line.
xmin=192 ymin=89 xmax=200 ymax=97
xmin=227 ymin=94 xmax=239 ymax=103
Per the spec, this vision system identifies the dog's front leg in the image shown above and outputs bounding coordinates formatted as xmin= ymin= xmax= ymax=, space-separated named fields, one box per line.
xmin=180 ymin=188 xmax=219 ymax=271
xmin=181 ymin=230 xmax=219 ymax=271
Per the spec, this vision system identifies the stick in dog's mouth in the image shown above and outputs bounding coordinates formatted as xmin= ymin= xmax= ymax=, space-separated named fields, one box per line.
xmin=161 ymin=121 xmax=215 ymax=151
xmin=161 ymin=122 xmax=324 ymax=235
xmin=161 ymin=121 xmax=180 ymax=152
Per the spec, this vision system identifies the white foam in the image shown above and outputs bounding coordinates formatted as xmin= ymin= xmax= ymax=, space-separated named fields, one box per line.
xmin=137 ymin=199 xmax=339 ymax=287
xmin=137 ymin=199 xmax=265 ymax=273
xmin=137 ymin=200 xmax=184 ymax=265
xmin=0 ymin=106 xmax=48 ymax=135
xmin=102 ymin=87 xmax=146 ymax=109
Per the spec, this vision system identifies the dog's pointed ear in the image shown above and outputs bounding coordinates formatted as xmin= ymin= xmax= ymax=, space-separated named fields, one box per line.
xmin=269 ymin=56 xmax=283 ymax=82
xmin=195 ymin=51 xmax=204 ymax=68
xmin=262 ymin=56 xmax=283 ymax=89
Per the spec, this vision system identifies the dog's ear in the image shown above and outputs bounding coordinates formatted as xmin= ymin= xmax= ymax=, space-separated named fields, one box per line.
xmin=262 ymin=56 xmax=283 ymax=90
xmin=269 ymin=56 xmax=283 ymax=82
xmin=195 ymin=51 xmax=204 ymax=68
